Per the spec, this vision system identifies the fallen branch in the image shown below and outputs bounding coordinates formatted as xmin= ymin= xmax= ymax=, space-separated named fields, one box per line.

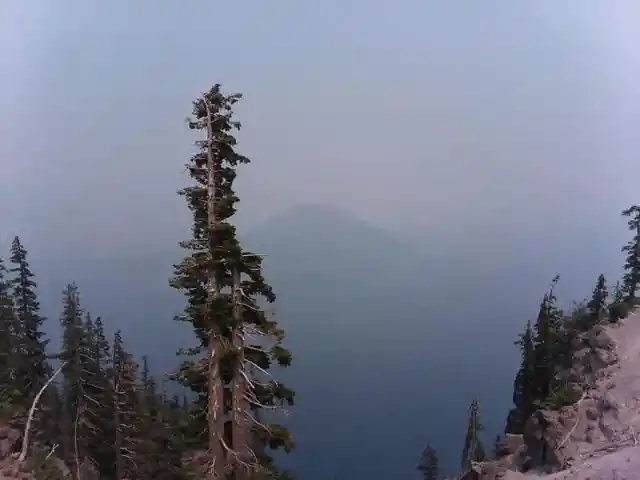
xmin=19 ymin=360 xmax=68 ymax=463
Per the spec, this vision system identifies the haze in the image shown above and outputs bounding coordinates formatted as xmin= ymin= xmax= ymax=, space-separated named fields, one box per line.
xmin=2 ymin=2 xmax=640 ymax=478
xmin=1 ymin=1 xmax=638 ymax=255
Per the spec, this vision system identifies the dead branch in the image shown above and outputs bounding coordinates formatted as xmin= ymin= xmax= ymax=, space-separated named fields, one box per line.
xmin=243 ymin=393 xmax=282 ymax=412
xmin=18 ymin=360 xmax=67 ymax=463
xmin=245 ymin=410 xmax=272 ymax=435
xmin=45 ymin=443 xmax=59 ymax=461
xmin=244 ymin=359 xmax=275 ymax=380
xmin=220 ymin=435 xmax=259 ymax=473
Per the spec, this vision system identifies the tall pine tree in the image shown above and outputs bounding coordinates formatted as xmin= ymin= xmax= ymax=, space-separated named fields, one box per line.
xmin=505 ymin=321 xmax=536 ymax=434
xmin=532 ymin=275 xmax=563 ymax=406
xmin=417 ymin=444 xmax=439 ymax=480
xmin=586 ymin=274 xmax=608 ymax=329
xmin=83 ymin=313 xmax=115 ymax=477
xmin=621 ymin=205 xmax=640 ymax=304
xmin=58 ymin=282 xmax=95 ymax=475
xmin=461 ymin=397 xmax=485 ymax=472
xmin=0 ymin=255 xmax=19 ymax=412
xmin=170 ymin=84 xmax=294 ymax=479
xmin=8 ymin=236 xmax=52 ymax=449
xmin=112 ymin=330 xmax=141 ymax=480
xmin=136 ymin=356 xmax=186 ymax=479
xmin=611 ymin=281 xmax=624 ymax=306
xmin=8 ymin=236 xmax=50 ymax=402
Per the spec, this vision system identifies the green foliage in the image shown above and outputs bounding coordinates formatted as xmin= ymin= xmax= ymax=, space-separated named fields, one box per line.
xmin=585 ymin=274 xmax=608 ymax=328
xmin=461 ymin=397 xmax=485 ymax=472
xmin=83 ymin=314 xmax=115 ymax=475
xmin=506 ymin=320 xmax=536 ymax=434
xmin=609 ymin=301 xmax=631 ymax=323
xmin=113 ymin=330 xmax=143 ymax=479
xmin=8 ymin=236 xmax=49 ymax=394
xmin=611 ymin=281 xmax=625 ymax=305
xmin=5 ymin=238 xmax=51 ymax=446
xmin=0 ymin=255 xmax=19 ymax=407
xmin=58 ymin=282 xmax=94 ymax=465
xmin=417 ymin=444 xmax=439 ymax=480
xmin=621 ymin=205 xmax=640 ymax=302
xmin=507 ymin=276 xmax=585 ymax=434
xmin=170 ymin=84 xmax=294 ymax=477
xmin=543 ymin=384 xmax=583 ymax=410
xmin=531 ymin=276 xmax=565 ymax=407
xmin=24 ymin=444 xmax=69 ymax=480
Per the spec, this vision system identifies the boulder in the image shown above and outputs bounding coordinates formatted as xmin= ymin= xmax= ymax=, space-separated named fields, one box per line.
xmin=0 ymin=427 xmax=20 ymax=460
xmin=522 ymin=409 xmax=577 ymax=471
xmin=593 ymin=330 xmax=616 ymax=350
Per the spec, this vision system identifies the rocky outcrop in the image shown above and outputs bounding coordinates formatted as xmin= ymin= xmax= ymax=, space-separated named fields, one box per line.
xmin=461 ymin=434 xmax=527 ymax=479
xmin=466 ymin=312 xmax=640 ymax=480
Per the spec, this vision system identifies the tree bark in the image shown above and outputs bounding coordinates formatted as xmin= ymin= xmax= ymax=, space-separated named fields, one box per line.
xmin=204 ymin=97 xmax=225 ymax=479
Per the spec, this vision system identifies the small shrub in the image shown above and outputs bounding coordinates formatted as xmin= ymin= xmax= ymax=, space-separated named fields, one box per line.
xmin=544 ymin=385 xmax=583 ymax=410
xmin=609 ymin=301 xmax=631 ymax=322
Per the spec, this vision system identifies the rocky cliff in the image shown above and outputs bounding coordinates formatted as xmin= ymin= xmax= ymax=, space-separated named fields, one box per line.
xmin=467 ymin=310 xmax=640 ymax=480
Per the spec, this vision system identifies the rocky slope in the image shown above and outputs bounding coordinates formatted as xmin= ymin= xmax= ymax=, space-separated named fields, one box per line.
xmin=469 ymin=310 xmax=640 ymax=480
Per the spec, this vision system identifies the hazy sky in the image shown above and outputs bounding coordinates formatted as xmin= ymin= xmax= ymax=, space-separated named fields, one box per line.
xmin=2 ymin=1 xmax=640 ymax=259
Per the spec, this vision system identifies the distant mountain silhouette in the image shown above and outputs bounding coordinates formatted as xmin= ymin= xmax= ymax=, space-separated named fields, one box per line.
xmin=246 ymin=203 xmax=436 ymax=301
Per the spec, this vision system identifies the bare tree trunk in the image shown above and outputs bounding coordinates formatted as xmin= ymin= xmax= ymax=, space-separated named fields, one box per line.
xmin=231 ymin=268 xmax=250 ymax=479
xmin=19 ymin=361 xmax=67 ymax=463
xmin=204 ymin=98 xmax=225 ymax=479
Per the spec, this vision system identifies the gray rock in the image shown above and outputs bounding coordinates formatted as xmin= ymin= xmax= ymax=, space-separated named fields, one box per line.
xmin=0 ymin=427 xmax=20 ymax=460
xmin=585 ymin=407 xmax=599 ymax=421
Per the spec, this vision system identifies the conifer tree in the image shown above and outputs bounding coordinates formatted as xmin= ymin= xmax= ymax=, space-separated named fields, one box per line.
xmin=461 ymin=397 xmax=485 ymax=472
xmin=170 ymin=84 xmax=294 ymax=479
xmin=417 ymin=444 xmax=439 ymax=480
xmin=586 ymin=274 xmax=608 ymax=328
xmin=136 ymin=356 xmax=186 ymax=479
xmin=112 ymin=330 xmax=141 ymax=480
xmin=8 ymin=236 xmax=49 ymax=402
xmin=84 ymin=313 xmax=115 ymax=476
xmin=611 ymin=281 xmax=624 ymax=305
xmin=532 ymin=276 xmax=563 ymax=405
xmin=0 ymin=256 xmax=18 ymax=409
xmin=58 ymin=283 xmax=95 ymax=474
xmin=608 ymin=280 xmax=630 ymax=322
xmin=136 ymin=355 xmax=162 ymax=478
xmin=621 ymin=205 xmax=640 ymax=304
xmin=505 ymin=321 xmax=536 ymax=434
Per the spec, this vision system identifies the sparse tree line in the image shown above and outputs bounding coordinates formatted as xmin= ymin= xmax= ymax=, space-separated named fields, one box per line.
xmin=417 ymin=205 xmax=640 ymax=479
xmin=0 ymin=84 xmax=294 ymax=479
